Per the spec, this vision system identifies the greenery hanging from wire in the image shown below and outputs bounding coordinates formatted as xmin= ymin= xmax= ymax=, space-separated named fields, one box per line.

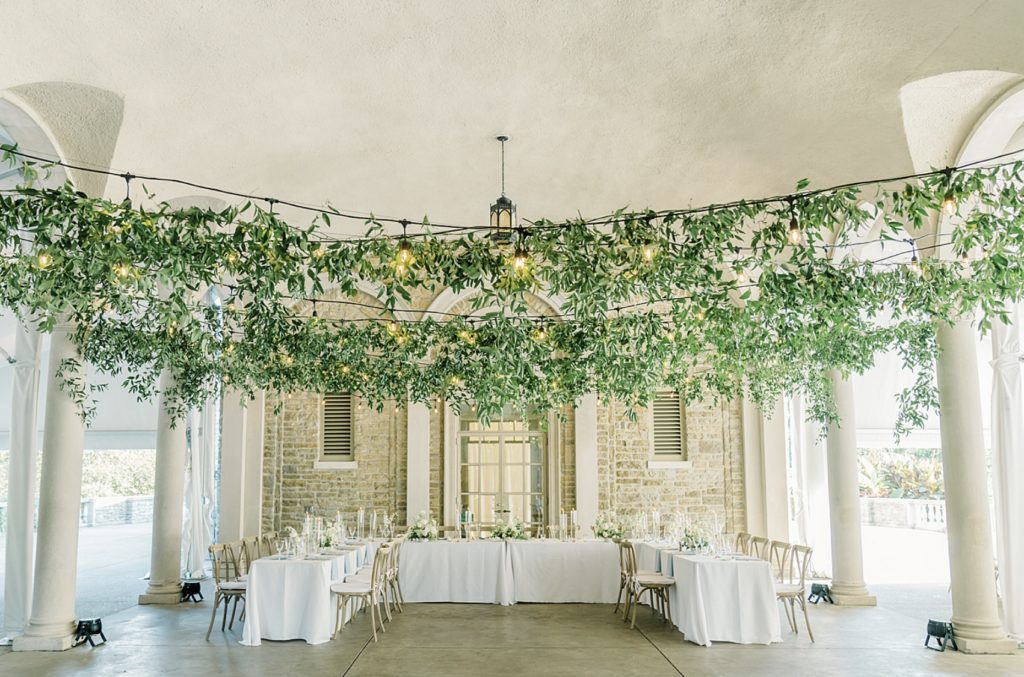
xmin=2 ymin=143 xmax=1023 ymax=434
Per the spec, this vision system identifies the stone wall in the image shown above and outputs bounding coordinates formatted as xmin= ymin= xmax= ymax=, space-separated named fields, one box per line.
xmin=596 ymin=394 xmax=745 ymax=533
xmin=259 ymin=286 xmax=747 ymax=535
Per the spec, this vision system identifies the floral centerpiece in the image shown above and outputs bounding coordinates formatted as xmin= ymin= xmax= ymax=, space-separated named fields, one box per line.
xmin=282 ymin=525 xmax=298 ymax=541
xmin=408 ymin=511 xmax=438 ymax=541
xmin=491 ymin=516 xmax=526 ymax=540
xmin=593 ymin=512 xmax=623 ymax=540
xmin=680 ymin=520 xmax=710 ymax=551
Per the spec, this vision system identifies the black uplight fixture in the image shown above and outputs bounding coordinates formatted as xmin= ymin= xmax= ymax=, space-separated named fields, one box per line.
xmin=489 ymin=135 xmax=516 ymax=242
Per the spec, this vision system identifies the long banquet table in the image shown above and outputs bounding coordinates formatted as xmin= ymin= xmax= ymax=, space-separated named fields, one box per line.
xmin=508 ymin=539 xmax=620 ymax=603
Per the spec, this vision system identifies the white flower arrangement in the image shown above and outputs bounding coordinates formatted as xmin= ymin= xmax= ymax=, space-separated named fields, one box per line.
xmin=407 ymin=510 xmax=438 ymax=541
xmin=593 ymin=512 xmax=624 ymax=540
xmin=491 ymin=516 xmax=526 ymax=540
xmin=282 ymin=525 xmax=298 ymax=540
xmin=680 ymin=520 xmax=710 ymax=551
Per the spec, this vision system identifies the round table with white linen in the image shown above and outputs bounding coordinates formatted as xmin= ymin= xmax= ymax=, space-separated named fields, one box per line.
xmin=399 ymin=539 xmax=514 ymax=605
xmin=508 ymin=539 xmax=620 ymax=603
xmin=668 ymin=553 xmax=782 ymax=647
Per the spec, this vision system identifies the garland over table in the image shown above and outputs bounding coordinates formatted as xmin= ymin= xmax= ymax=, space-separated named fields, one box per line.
xmin=2 ymin=145 xmax=1024 ymax=432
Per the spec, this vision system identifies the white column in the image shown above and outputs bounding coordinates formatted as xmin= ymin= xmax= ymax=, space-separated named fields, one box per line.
xmin=407 ymin=401 xmax=430 ymax=523
xmin=575 ymin=393 xmax=599 ymax=534
xmin=741 ymin=398 xmax=767 ymax=537
xmin=242 ymin=392 xmax=265 ymax=536
xmin=14 ymin=324 xmax=87 ymax=652
xmin=219 ymin=390 xmax=247 ymax=542
xmin=761 ymin=396 xmax=789 ymax=542
xmin=792 ymin=396 xmax=832 ymax=577
xmin=824 ymin=370 xmax=875 ymax=606
xmin=139 ymin=368 xmax=187 ymax=604
xmin=936 ymin=320 xmax=1016 ymax=652
xmin=3 ymin=320 xmax=42 ymax=637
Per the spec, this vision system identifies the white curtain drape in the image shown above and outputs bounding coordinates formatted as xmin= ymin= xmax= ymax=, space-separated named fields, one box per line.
xmin=788 ymin=395 xmax=833 ymax=578
xmin=2 ymin=320 xmax=42 ymax=635
xmin=182 ymin=402 xmax=216 ymax=578
xmin=990 ymin=303 xmax=1024 ymax=640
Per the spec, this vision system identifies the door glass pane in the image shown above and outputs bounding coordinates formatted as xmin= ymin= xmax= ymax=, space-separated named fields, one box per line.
xmin=529 ymin=495 xmax=544 ymax=523
xmin=530 ymin=438 xmax=543 ymax=463
xmin=480 ymin=465 xmax=499 ymax=493
xmin=529 ymin=465 xmax=544 ymax=493
xmin=506 ymin=438 xmax=525 ymax=464
xmin=480 ymin=439 xmax=499 ymax=464
xmin=506 ymin=463 xmax=525 ymax=493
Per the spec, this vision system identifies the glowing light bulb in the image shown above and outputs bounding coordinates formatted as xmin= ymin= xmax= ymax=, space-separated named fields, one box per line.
xmin=643 ymin=243 xmax=655 ymax=261
xmin=513 ymin=246 xmax=528 ymax=271
xmin=909 ymin=255 xmax=921 ymax=275
xmin=398 ymin=239 xmax=412 ymax=263
xmin=788 ymin=217 xmax=802 ymax=245
xmin=471 ymin=405 xmax=476 ymax=412
xmin=389 ymin=322 xmax=397 ymax=332
xmin=227 ymin=252 xmax=237 ymax=264
xmin=117 ymin=264 xmax=130 ymax=277
xmin=396 ymin=263 xmax=406 ymax=276
xmin=311 ymin=247 xmax=324 ymax=259
xmin=342 ymin=365 xmax=349 ymax=373
xmin=736 ymin=269 xmax=747 ymax=284
xmin=666 ymin=332 xmax=675 ymax=342
xmin=38 ymin=253 xmax=51 ymax=268
xmin=942 ymin=192 xmax=956 ymax=216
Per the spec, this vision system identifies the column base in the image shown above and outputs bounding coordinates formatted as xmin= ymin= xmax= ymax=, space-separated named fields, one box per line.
xmin=139 ymin=591 xmax=182 ymax=605
xmin=953 ymin=635 xmax=1019 ymax=654
xmin=831 ymin=592 xmax=877 ymax=607
xmin=13 ymin=633 xmax=75 ymax=652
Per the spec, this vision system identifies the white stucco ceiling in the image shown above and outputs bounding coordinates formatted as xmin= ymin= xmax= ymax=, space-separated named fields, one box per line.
xmin=2 ymin=1 xmax=1024 ymax=234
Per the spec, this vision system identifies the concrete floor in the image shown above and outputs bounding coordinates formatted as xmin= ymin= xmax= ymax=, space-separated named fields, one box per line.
xmin=0 ymin=595 xmax=1022 ymax=676
xmin=0 ymin=523 xmax=152 ymax=621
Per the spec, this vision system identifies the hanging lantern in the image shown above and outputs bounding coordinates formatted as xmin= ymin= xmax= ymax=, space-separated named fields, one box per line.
xmin=489 ymin=136 xmax=516 ymax=242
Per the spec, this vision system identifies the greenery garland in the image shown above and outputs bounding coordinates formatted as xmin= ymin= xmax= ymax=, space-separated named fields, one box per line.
xmin=3 ymin=144 xmax=1024 ymax=433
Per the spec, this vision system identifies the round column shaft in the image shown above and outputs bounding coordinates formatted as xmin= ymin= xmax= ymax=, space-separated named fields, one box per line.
xmin=936 ymin=320 xmax=1016 ymax=652
xmin=14 ymin=325 xmax=87 ymax=651
xmin=825 ymin=370 xmax=875 ymax=606
xmin=139 ymin=368 xmax=187 ymax=604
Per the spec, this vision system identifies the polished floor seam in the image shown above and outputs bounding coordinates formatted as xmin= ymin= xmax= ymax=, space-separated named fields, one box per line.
xmin=635 ymin=624 xmax=685 ymax=677
xmin=341 ymin=631 xmax=375 ymax=676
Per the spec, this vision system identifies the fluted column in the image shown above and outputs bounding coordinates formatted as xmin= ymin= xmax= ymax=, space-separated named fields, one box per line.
xmin=14 ymin=324 xmax=87 ymax=651
xmin=825 ymin=370 xmax=875 ymax=606
xmin=936 ymin=320 xmax=1016 ymax=653
xmin=139 ymin=368 xmax=187 ymax=604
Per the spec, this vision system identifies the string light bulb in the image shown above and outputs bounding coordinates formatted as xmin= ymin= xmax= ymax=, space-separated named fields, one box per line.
xmin=226 ymin=252 xmax=237 ymax=265
xmin=398 ymin=238 xmax=412 ymax=263
xmin=942 ymin=190 xmax=956 ymax=216
xmin=38 ymin=253 xmax=51 ymax=268
xmin=788 ymin=216 xmax=802 ymax=245
xmin=513 ymin=245 xmax=528 ymax=271
xmin=117 ymin=264 xmax=130 ymax=277
xmin=311 ymin=247 xmax=324 ymax=259
xmin=388 ymin=321 xmax=398 ymax=332
xmin=909 ymin=253 xmax=921 ymax=275
xmin=643 ymin=241 xmax=655 ymax=261
xmin=736 ymin=268 xmax=747 ymax=284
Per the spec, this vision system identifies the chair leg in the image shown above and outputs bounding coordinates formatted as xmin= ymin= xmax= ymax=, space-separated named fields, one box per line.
xmin=629 ymin=588 xmax=640 ymax=630
xmin=229 ymin=596 xmax=240 ymax=630
xmin=369 ymin=595 xmax=378 ymax=643
xmin=614 ymin=577 xmax=625 ymax=614
xmin=800 ymin=597 xmax=815 ymax=642
xmin=663 ymin=588 xmax=673 ymax=627
xmin=781 ymin=597 xmax=796 ymax=632
xmin=221 ymin=596 xmax=230 ymax=631
xmin=789 ymin=598 xmax=799 ymax=634
xmin=206 ymin=593 xmax=222 ymax=641
xmin=395 ymin=576 xmax=405 ymax=605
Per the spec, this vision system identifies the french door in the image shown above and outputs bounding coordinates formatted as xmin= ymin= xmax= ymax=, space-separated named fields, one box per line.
xmin=458 ymin=406 xmax=545 ymax=528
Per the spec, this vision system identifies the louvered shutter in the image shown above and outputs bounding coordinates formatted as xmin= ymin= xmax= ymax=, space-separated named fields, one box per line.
xmin=322 ymin=393 xmax=354 ymax=460
xmin=652 ymin=392 xmax=685 ymax=459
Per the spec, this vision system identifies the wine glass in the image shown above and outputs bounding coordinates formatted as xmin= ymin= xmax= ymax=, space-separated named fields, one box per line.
xmin=275 ymin=539 xmax=283 ymax=558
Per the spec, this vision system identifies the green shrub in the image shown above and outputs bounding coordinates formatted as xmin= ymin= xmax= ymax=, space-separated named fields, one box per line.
xmin=858 ymin=448 xmax=943 ymax=500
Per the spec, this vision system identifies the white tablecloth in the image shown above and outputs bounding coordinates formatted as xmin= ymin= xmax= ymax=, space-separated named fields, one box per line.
xmin=509 ymin=540 xmax=620 ymax=603
xmin=399 ymin=540 xmax=514 ymax=605
xmin=635 ymin=541 xmax=676 ymax=573
xmin=321 ymin=549 xmax=359 ymax=579
xmin=669 ymin=554 xmax=782 ymax=647
xmin=241 ymin=557 xmax=334 ymax=646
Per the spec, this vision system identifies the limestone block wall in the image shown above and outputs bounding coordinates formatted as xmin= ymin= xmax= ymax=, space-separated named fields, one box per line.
xmin=596 ymin=395 xmax=745 ymax=533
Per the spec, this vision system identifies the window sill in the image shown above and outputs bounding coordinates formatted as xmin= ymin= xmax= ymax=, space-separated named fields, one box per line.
xmin=314 ymin=461 xmax=358 ymax=470
xmin=647 ymin=460 xmax=692 ymax=470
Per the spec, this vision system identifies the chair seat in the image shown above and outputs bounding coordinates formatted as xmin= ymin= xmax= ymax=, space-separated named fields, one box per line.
xmin=775 ymin=583 xmax=804 ymax=596
xmin=237 ymin=573 xmax=248 ymax=581
xmin=636 ymin=574 xmax=674 ymax=586
xmin=219 ymin=581 xmax=247 ymax=591
xmin=331 ymin=581 xmax=372 ymax=595
xmin=345 ymin=572 xmax=371 ymax=583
